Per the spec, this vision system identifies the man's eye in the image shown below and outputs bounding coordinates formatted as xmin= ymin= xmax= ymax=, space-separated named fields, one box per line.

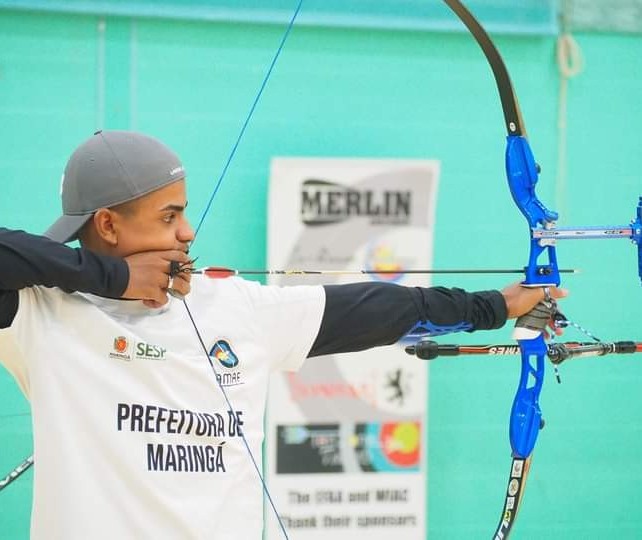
xmin=163 ymin=213 xmax=176 ymax=223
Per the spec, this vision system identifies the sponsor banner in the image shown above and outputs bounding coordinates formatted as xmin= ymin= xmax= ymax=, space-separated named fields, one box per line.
xmin=266 ymin=158 xmax=439 ymax=538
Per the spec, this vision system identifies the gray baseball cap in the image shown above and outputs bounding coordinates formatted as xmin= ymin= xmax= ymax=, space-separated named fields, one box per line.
xmin=45 ymin=130 xmax=186 ymax=243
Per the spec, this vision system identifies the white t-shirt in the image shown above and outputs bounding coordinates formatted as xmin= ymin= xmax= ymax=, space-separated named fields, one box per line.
xmin=0 ymin=276 xmax=325 ymax=539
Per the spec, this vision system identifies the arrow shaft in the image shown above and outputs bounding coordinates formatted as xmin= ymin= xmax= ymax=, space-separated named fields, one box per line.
xmin=194 ymin=267 xmax=579 ymax=277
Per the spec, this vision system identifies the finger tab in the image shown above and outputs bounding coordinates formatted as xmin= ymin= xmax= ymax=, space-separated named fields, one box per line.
xmin=169 ymin=260 xmax=181 ymax=277
xmin=514 ymin=300 xmax=555 ymax=335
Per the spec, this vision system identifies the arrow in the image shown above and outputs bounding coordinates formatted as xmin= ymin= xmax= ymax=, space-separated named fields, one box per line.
xmin=192 ymin=266 xmax=580 ymax=278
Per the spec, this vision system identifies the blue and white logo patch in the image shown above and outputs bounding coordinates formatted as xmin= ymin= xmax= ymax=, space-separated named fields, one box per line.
xmin=209 ymin=340 xmax=239 ymax=369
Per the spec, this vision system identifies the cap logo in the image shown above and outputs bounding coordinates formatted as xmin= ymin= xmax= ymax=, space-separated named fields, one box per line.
xmin=169 ymin=166 xmax=184 ymax=177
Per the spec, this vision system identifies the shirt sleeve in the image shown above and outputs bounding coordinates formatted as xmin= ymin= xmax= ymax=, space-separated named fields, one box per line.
xmin=0 ymin=286 xmax=59 ymax=398
xmin=0 ymin=228 xmax=129 ymax=328
xmin=239 ymin=279 xmax=326 ymax=371
xmin=0 ymin=321 xmax=30 ymax=398
xmin=309 ymin=281 xmax=507 ymax=357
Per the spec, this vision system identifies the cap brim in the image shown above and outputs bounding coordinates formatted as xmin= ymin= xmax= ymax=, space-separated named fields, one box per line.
xmin=44 ymin=214 xmax=93 ymax=243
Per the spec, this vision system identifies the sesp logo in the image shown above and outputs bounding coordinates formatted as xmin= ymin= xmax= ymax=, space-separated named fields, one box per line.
xmin=209 ymin=340 xmax=239 ymax=368
xmin=110 ymin=337 xmax=167 ymax=362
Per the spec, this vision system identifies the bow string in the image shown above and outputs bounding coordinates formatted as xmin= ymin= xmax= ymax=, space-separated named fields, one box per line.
xmin=180 ymin=2 xmax=304 ymax=538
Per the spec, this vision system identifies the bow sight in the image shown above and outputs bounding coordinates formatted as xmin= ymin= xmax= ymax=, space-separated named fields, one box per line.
xmin=522 ymin=196 xmax=642 ymax=285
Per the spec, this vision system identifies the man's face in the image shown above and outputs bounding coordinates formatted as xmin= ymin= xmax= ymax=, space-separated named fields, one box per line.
xmin=107 ymin=179 xmax=194 ymax=257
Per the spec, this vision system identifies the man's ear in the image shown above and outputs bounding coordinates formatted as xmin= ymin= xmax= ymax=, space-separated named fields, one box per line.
xmin=92 ymin=208 xmax=119 ymax=246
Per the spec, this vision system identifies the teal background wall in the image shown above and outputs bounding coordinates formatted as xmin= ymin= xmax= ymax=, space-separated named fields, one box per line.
xmin=0 ymin=3 xmax=641 ymax=539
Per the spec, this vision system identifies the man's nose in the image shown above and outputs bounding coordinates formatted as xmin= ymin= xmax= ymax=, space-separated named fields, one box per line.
xmin=178 ymin=219 xmax=195 ymax=243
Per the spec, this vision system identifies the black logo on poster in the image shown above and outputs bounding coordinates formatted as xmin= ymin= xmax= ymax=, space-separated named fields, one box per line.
xmin=301 ymin=179 xmax=411 ymax=226
xmin=385 ymin=368 xmax=410 ymax=406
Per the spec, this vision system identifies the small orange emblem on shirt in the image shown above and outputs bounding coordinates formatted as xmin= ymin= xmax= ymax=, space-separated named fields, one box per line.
xmin=114 ymin=336 xmax=129 ymax=353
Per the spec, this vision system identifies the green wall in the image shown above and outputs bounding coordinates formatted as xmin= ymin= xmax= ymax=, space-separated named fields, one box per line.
xmin=0 ymin=6 xmax=641 ymax=539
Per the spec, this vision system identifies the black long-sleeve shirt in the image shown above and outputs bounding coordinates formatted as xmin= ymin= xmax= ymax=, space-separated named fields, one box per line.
xmin=0 ymin=228 xmax=507 ymax=356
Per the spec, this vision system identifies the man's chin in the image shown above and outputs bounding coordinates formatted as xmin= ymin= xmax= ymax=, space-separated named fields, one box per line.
xmin=143 ymin=299 xmax=165 ymax=309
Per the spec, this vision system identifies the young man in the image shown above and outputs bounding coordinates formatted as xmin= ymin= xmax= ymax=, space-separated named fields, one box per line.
xmin=0 ymin=131 xmax=564 ymax=539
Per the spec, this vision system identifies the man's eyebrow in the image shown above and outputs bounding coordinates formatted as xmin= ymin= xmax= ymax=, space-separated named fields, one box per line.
xmin=159 ymin=201 xmax=188 ymax=212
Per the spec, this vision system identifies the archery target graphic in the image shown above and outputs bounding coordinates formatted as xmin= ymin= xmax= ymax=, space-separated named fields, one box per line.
xmin=353 ymin=421 xmax=421 ymax=471
xmin=275 ymin=421 xmax=422 ymax=473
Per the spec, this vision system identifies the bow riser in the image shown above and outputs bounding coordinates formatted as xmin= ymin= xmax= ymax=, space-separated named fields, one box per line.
xmin=506 ymin=136 xmax=561 ymax=287
xmin=506 ymin=137 xmax=557 ymax=227
xmin=509 ymin=337 xmax=546 ymax=457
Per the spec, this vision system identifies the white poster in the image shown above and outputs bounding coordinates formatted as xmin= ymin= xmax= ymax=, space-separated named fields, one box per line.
xmin=265 ymin=158 xmax=440 ymax=539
